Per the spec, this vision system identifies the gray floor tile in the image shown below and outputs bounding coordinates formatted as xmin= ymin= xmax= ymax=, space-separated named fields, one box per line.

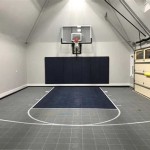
xmin=42 ymin=144 xmax=56 ymax=150
xmin=82 ymin=138 xmax=95 ymax=144
xmin=94 ymin=133 xmax=105 ymax=139
xmin=1 ymin=87 xmax=150 ymax=150
xmin=71 ymin=132 xmax=82 ymax=138
xmin=82 ymin=144 xmax=96 ymax=150
xmin=107 ymin=139 xmax=120 ymax=145
xmin=108 ymin=145 xmax=124 ymax=150
xmin=2 ymin=143 xmax=18 ymax=149
xmin=83 ymin=133 xmax=94 ymax=139
xmin=122 ymin=145 xmax=137 ymax=150
xmin=30 ymin=143 xmax=45 ymax=149
xmin=95 ymin=138 xmax=107 ymax=145
xmin=58 ymin=138 xmax=70 ymax=144
xmin=70 ymin=143 xmax=82 ymax=150
xmin=59 ymin=132 xmax=71 ymax=138
xmin=71 ymin=138 xmax=82 ymax=143
xmin=135 ymin=145 xmax=150 ymax=150
xmin=45 ymin=138 xmax=58 ymax=144
xmin=32 ymin=137 xmax=47 ymax=143
xmin=15 ymin=142 xmax=31 ymax=149
xmin=55 ymin=144 xmax=70 ymax=150
xmin=96 ymin=144 xmax=109 ymax=150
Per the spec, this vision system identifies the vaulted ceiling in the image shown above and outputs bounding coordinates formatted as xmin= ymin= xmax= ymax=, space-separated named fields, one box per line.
xmin=0 ymin=0 xmax=46 ymax=41
xmin=0 ymin=0 xmax=150 ymax=43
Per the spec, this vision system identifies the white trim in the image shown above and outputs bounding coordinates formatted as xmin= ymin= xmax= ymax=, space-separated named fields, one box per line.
xmin=27 ymin=88 xmax=54 ymax=124
xmin=130 ymin=83 xmax=134 ymax=88
xmin=27 ymin=83 xmax=130 ymax=87
xmin=0 ymin=84 xmax=28 ymax=99
xmin=0 ymin=83 xmax=130 ymax=99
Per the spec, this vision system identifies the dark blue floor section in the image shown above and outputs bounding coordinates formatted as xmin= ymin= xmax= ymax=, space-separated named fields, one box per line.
xmin=34 ymin=87 xmax=116 ymax=109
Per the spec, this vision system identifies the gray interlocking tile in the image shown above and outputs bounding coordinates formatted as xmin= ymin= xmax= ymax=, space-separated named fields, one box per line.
xmin=82 ymin=144 xmax=96 ymax=150
xmin=95 ymin=138 xmax=107 ymax=145
xmin=135 ymin=146 xmax=150 ymax=150
xmin=48 ymin=132 xmax=60 ymax=138
xmin=1 ymin=87 xmax=150 ymax=150
xmin=71 ymin=132 xmax=82 ymax=138
xmin=96 ymin=144 xmax=109 ymax=150
xmin=32 ymin=137 xmax=47 ymax=143
xmin=45 ymin=138 xmax=58 ymax=144
xmin=82 ymin=138 xmax=95 ymax=144
xmin=107 ymin=139 xmax=120 ymax=145
xmin=2 ymin=143 xmax=18 ymax=149
xmin=59 ymin=132 xmax=71 ymax=138
xmin=71 ymin=138 xmax=82 ymax=143
xmin=70 ymin=143 xmax=82 ymax=150
xmin=58 ymin=138 xmax=70 ymax=144
xmin=119 ymin=139 xmax=133 ymax=145
xmin=94 ymin=133 xmax=105 ymax=139
xmin=15 ymin=142 xmax=31 ymax=149
xmin=42 ymin=144 xmax=56 ymax=150
xmin=55 ymin=144 xmax=70 ymax=150
xmin=29 ymin=143 xmax=44 ymax=149
xmin=122 ymin=145 xmax=137 ymax=150
xmin=108 ymin=145 xmax=124 ymax=150
xmin=83 ymin=133 xmax=94 ymax=139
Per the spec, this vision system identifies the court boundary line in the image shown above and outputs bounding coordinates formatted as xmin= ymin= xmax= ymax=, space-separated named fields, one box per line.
xmin=27 ymin=87 xmax=120 ymax=126
xmin=27 ymin=87 xmax=55 ymax=124
xmin=0 ymin=87 xmax=150 ymax=126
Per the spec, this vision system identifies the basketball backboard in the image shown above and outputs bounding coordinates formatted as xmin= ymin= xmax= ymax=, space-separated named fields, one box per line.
xmin=61 ymin=25 xmax=92 ymax=44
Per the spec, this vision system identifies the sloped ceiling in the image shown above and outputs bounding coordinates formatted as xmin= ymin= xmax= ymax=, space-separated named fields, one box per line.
xmin=0 ymin=0 xmax=124 ymax=43
xmin=0 ymin=0 xmax=46 ymax=41
xmin=107 ymin=0 xmax=150 ymax=42
xmin=0 ymin=0 xmax=150 ymax=43
xmin=28 ymin=0 xmax=122 ymax=42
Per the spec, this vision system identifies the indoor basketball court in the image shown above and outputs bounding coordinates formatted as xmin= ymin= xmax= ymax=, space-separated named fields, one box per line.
xmin=0 ymin=0 xmax=150 ymax=150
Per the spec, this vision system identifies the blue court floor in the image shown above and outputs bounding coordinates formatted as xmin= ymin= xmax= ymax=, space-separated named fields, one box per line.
xmin=34 ymin=87 xmax=116 ymax=109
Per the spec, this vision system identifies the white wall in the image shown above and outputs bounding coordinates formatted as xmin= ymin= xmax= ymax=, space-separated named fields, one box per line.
xmin=0 ymin=0 xmax=134 ymax=89
xmin=26 ymin=41 xmax=131 ymax=86
xmin=0 ymin=0 xmax=46 ymax=98
xmin=0 ymin=33 xmax=27 ymax=98
xmin=26 ymin=0 xmax=132 ymax=86
xmin=0 ymin=0 xmax=45 ymax=42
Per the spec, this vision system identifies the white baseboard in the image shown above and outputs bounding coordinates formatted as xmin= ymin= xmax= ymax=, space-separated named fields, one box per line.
xmin=27 ymin=83 xmax=131 ymax=87
xmin=130 ymin=84 xmax=134 ymax=88
xmin=0 ymin=83 xmax=131 ymax=99
xmin=0 ymin=84 xmax=28 ymax=99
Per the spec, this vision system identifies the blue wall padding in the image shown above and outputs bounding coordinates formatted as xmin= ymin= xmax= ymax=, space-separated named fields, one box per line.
xmin=45 ymin=57 xmax=109 ymax=84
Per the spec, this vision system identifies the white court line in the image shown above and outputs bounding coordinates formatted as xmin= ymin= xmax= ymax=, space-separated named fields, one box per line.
xmin=1 ymin=87 xmax=150 ymax=126
xmin=27 ymin=87 xmax=120 ymax=126
xmin=1 ymin=117 xmax=150 ymax=126
xmin=99 ymin=87 xmax=121 ymax=124
xmin=27 ymin=87 xmax=55 ymax=124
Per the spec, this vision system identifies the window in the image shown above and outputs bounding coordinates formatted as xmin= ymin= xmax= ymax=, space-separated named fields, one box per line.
xmin=144 ymin=0 xmax=150 ymax=12
xmin=136 ymin=50 xmax=143 ymax=59
xmin=134 ymin=0 xmax=150 ymax=13
xmin=145 ymin=49 xmax=150 ymax=59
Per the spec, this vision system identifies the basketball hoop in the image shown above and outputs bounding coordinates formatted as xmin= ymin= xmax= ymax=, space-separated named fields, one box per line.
xmin=73 ymin=37 xmax=79 ymax=49
xmin=72 ymin=37 xmax=81 ymax=55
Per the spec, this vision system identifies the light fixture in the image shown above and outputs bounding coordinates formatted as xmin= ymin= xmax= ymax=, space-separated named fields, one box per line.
xmin=144 ymin=0 xmax=150 ymax=12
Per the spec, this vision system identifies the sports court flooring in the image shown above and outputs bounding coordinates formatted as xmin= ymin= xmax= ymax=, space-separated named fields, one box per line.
xmin=0 ymin=87 xmax=150 ymax=150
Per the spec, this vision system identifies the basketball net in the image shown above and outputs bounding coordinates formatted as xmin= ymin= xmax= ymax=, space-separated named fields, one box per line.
xmin=73 ymin=37 xmax=80 ymax=55
xmin=73 ymin=37 xmax=79 ymax=49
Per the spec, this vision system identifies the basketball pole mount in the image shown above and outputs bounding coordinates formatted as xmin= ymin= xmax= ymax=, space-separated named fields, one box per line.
xmin=61 ymin=25 xmax=92 ymax=56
